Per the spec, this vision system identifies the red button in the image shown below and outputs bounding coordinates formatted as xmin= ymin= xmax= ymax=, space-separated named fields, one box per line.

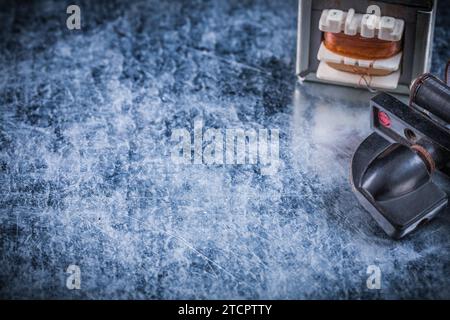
xmin=378 ymin=111 xmax=391 ymax=127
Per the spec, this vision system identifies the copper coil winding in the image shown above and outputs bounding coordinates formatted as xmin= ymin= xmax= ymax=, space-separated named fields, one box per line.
xmin=323 ymin=32 xmax=402 ymax=60
xmin=323 ymin=32 xmax=402 ymax=80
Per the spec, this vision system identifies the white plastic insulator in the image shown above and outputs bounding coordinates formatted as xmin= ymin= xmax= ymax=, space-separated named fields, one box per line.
xmin=366 ymin=5 xmax=381 ymax=17
xmin=319 ymin=9 xmax=345 ymax=33
xmin=379 ymin=16 xmax=404 ymax=41
xmin=344 ymin=9 xmax=357 ymax=35
xmin=318 ymin=6 xmax=404 ymax=41
xmin=361 ymin=14 xmax=378 ymax=38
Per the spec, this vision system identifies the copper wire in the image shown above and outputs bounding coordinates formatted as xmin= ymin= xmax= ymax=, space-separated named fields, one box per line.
xmin=323 ymin=32 xmax=402 ymax=60
xmin=326 ymin=62 xmax=392 ymax=76
xmin=411 ymin=144 xmax=436 ymax=173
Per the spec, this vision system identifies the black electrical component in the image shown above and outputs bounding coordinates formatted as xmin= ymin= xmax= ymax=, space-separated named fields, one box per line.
xmin=351 ymin=70 xmax=450 ymax=239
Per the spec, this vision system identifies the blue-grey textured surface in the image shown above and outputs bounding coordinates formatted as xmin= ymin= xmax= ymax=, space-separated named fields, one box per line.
xmin=0 ymin=0 xmax=449 ymax=299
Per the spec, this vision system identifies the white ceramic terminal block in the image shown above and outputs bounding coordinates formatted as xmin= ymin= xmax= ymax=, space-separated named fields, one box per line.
xmin=319 ymin=7 xmax=404 ymax=41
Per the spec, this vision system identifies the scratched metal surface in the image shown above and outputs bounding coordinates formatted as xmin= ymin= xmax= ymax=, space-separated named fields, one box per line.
xmin=0 ymin=0 xmax=449 ymax=299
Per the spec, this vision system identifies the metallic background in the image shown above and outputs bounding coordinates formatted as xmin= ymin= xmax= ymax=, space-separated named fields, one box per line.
xmin=0 ymin=0 xmax=449 ymax=299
